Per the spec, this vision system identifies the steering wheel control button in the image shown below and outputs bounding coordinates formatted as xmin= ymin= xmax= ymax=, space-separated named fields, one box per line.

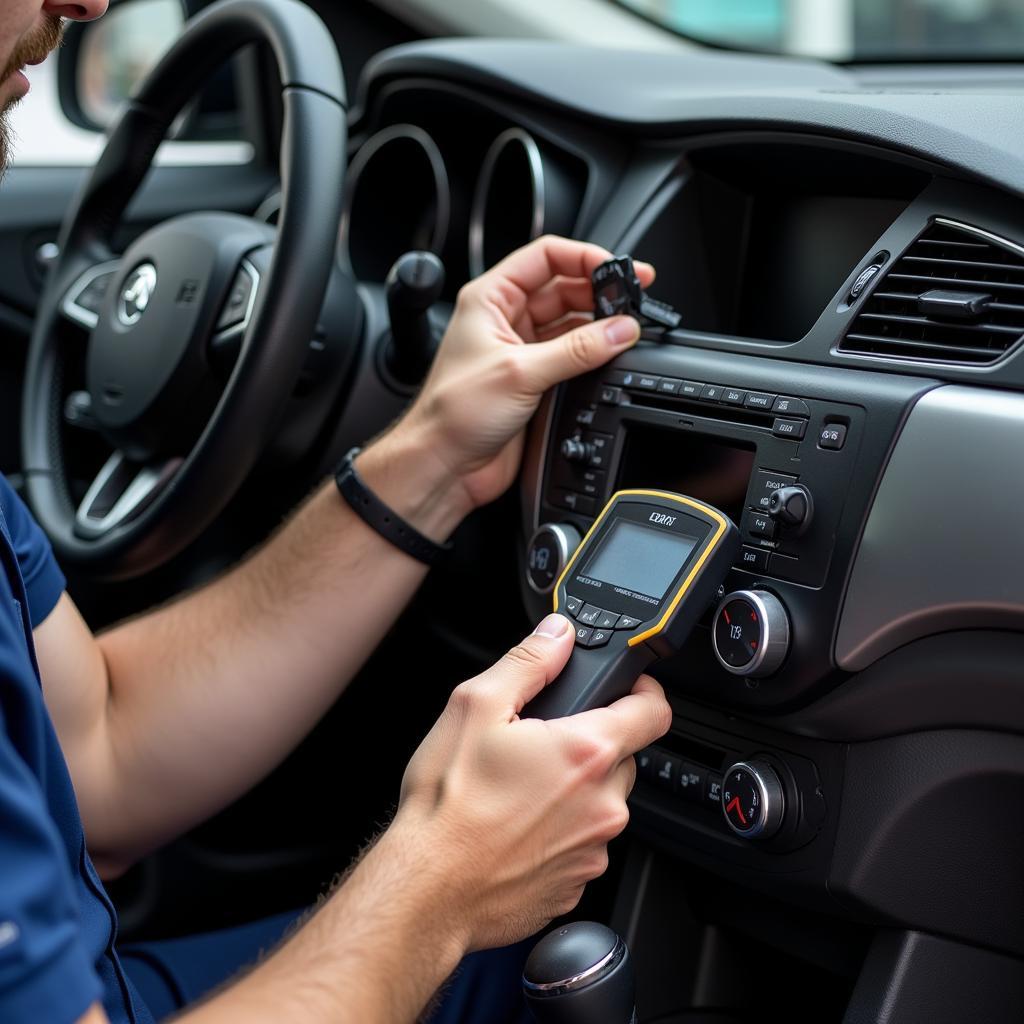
xmin=527 ymin=524 xmax=582 ymax=595
xmin=564 ymin=595 xmax=585 ymax=617
xmin=767 ymin=485 xmax=814 ymax=536
xmin=677 ymin=761 xmax=706 ymax=804
xmin=743 ymin=510 xmax=777 ymax=540
xmin=721 ymin=760 xmax=785 ymax=839
xmin=772 ymin=417 xmax=807 ymax=440
xmin=679 ymin=381 xmax=704 ymax=399
xmin=712 ymin=590 xmax=791 ymax=677
xmin=819 ymin=423 xmax=848 ymax=450
xmin=586 ymin=628 xmax=613 ymax=649
xmin=752 ymin=469 xmax=799 ymax=511
xmin=772 ymin=396 xmax=810 ymax=418
xmin=595 ymin=610 xmax=620 ymax=630
xmin=577 ymin=604 xmax=604 ymax=626
xmin=615 ymin=615 xmax=644 ymax=631
xmin=738 ymin=546 xmax=770 ymax=573
xmin=216 ymin=266 xmax=256 ymax=331
xmin=743 ymin=391 xmax=777 ymax=411
xmin=722 ymin=388 xmax=746 ymax=406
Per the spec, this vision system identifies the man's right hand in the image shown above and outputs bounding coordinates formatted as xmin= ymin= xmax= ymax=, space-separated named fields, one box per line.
xmin=394 ymin=612 xmax=672 ymax=952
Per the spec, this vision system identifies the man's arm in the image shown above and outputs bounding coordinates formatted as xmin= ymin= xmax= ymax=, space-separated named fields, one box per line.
xmin=76 ymin=615 xmax=672 ymax=1024
xmin=36 ymin=237 xmax=653 ymax=874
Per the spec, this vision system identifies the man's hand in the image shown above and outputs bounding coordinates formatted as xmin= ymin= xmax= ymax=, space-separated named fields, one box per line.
xmin=388 ymin=236 xmax=654 ymax=514
xmin=394 ymin=612 xmax=672 ymax=952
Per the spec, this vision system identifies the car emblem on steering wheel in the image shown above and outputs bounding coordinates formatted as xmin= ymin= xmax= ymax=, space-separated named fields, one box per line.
xmin=118 ymin=263 xmax=157 ymax=327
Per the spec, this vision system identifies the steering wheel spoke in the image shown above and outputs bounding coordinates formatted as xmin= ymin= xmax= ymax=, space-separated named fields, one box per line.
xmin=74 ymin=452 xmax=182 ymax=540
xmin=59 ymin=260 xmax=121 ymax=330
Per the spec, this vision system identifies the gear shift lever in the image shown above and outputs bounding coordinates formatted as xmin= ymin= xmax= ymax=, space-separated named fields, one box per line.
xmin=385 ymin=250 xmax=445 ymax=385
xmin=523 ymin=922 xmax=637 ymax=1024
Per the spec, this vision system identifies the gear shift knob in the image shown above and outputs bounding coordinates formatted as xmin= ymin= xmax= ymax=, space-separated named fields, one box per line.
xmin=385 ymin=250 xmax=445 ymax=385
xmin=523 ymin=922 xmax=637 ymax=1024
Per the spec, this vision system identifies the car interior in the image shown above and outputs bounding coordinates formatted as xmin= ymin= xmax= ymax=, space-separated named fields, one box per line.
xmin=5 ymin=0 xmax=1024 ymax=1020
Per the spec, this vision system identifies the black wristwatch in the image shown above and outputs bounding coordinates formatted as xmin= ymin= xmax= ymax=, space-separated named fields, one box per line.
xmin=334 ymin=447 xmax=454 ymax=567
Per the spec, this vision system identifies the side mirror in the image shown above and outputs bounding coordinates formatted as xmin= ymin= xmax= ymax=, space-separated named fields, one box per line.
xmin=57 ymin=0 xmax=186 ymax=131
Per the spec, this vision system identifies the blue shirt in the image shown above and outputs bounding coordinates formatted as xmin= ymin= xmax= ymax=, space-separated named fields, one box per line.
xmin=0 ymin=475 xmax=149 ymax=1024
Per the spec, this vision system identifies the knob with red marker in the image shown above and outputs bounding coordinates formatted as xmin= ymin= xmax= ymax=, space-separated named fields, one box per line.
xmin=721 ymin=760 xmax=784 ymax=839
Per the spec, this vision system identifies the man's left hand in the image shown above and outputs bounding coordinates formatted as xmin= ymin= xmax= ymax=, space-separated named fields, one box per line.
xmin=392 ymin=235 xmax=654 ymax=513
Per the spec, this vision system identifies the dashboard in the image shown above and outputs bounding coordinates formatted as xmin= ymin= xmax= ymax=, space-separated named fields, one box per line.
xmin=342 ymin=38 xmax=1024 ymax=1021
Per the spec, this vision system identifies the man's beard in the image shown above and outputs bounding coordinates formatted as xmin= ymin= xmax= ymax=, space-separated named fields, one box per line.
xmin=0 ymin=15 xmax=64 ymax=174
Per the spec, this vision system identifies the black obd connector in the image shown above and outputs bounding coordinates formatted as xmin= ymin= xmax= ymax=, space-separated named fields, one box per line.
xmin=592 ymin=255 xmax=681 ymax=330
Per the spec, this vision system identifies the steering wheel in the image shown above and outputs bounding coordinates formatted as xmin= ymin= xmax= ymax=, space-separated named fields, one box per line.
xmin=21 ymin=0 xmax=347 ymax=579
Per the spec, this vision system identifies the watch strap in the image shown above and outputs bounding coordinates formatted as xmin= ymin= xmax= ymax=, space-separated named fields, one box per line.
xmin=335 ymin=447 xmax=453 ymax=567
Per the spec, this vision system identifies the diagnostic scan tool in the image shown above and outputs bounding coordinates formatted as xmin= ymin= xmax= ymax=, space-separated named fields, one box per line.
xmin=524 ymin=490 xmax=741 ymax=720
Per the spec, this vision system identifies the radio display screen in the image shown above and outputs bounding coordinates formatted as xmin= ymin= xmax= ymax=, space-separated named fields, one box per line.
xmin=583 ymin=519 xmax=698 ymax=600
xmin=617 ymin=426 xmax=755 ymax=526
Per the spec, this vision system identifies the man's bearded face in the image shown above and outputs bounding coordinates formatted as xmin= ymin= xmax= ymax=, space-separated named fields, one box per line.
xmin=0 ymin=14 xmax=63 ymax=171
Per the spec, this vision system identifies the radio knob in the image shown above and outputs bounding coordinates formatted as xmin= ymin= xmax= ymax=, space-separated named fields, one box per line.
xmin=526 ymin=523 xmax=582 ymax=595
xmin=766 ymin=484 xmax=813 ymax=536
xmin=711 ymin=590 xmax=790 ymax=677
xmin=560 ymin=437 xmax=595 ymax=464
xmin=721 ymin=759 xmax=785 ymax=839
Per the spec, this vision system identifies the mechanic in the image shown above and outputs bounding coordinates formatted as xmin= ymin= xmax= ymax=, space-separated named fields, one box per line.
xmin=0 ymin=2 xmax=672 ymax=1022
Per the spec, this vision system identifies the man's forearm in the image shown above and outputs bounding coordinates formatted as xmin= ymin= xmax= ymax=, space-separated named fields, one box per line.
xmin=184 ymin=817 xmax=467 ymax=1024
xmin=74 ymin=430 xmax=471 ymax=867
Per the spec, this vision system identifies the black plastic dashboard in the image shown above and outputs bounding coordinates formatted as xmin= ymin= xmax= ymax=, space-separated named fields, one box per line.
xmin=342 ymin=38 xmax=1024 ymax=1013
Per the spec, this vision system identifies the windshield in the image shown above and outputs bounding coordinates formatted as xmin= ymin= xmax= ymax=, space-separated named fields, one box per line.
xmin=618 ymin=0 xmax=1024 ymax=62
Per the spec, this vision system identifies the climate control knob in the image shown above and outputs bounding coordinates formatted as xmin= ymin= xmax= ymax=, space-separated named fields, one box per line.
xmin=526 ymin=523 xmax=582 ymax=594
xmin=766 ymin=484 xmax=813 ymax=536
xmin=711 ymin=590 xmax=790 ymax=677
xmin=721 ymin=759 xmax=785 ymax=839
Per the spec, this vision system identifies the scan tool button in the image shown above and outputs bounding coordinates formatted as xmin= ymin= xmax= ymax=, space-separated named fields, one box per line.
xmin=573 ymin=626 xmax=594 ymax=646
xmin=616 ymin=615 xmax=644 ymax=630
xmin=585 ymin=628 xmax=613 ymax=649
xmin=563 ymin=595 xmax=585 ymax=617
xmin=577 ymin=604 xmax=604 ymax=626
xmin=595 ymin=610 xmax=620 ymax=630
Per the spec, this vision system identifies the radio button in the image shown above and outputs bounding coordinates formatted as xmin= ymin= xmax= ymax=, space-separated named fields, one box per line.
xmin=615 ymin=615 xmax=644 ymax=630
xmin=586 ymin=628 xmax=613 ymax=649
xmin=635 ymin=374 xmax=659 ymax=391
xmin=657 ymin=377 xmax=682 ymax=395
xmin=819 ymin=423 xmax=848 ymax=450
xmin=577 ymin=603 xmax=604 ymax=626
xmin=679 ymin=380 xmax=704 ymax=399
xmin=700 ymin=383 xmax=724 ymax=402
xmin=575 ymin=407 xmax=596 ymax=426
xmin=551 ymin=489 xmax=596 ymax=516
xmin=744 ymin=391 xmax=777 ymax=411
xmin=564 ymin=595 xmax=585 ymax=617
xmin=737 ymin=545 xmax=770 ymax=573
xmin=752 ymin=469 xmax=799 ymax=511
xmin=599 ymin=385 xmax=622 ymax=405
xmin=743 ymin=510 xmax=777 ymax=540
xmin=595 ymin=610 xmax=620 ymax=630
xmin=771 ymin=417 xmax=807 ymax=440
xmin=722 ymin=387 xmax=746 ymax=406
xmin=772 ymin=396 xmax=811 ymax=418
xmin=582 ymin=431 xmax=614 ymax=470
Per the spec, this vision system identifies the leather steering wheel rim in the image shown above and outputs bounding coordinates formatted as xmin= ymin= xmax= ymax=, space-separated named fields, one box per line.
xmin=21 ymin=0 xmax=347 ymax=579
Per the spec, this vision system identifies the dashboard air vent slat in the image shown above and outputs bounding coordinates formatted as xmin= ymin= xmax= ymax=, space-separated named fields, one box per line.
xmin=839 ymin=221 xmax=1024 ymax=365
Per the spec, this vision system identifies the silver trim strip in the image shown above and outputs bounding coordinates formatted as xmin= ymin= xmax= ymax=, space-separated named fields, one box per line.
xmin=60 ymin=260 xmax=121 ymax=330
xmin=522 ymin=938 xmax=624 ymax=994
xmin=74 ymin=452 xmax=180 ymax=540
xmin=836 ymin=384 xmax=1024 ymax=671
xmin=469 ymin=127 xmax=546 ymax=279
xmin=339 ymin=124 xmax=450 ymax=275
